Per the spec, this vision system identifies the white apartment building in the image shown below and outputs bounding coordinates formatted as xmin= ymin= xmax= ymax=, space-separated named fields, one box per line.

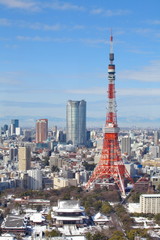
xmin=149 ymin=145 xmax=160 ymax=158
xmin=27 ymin=169 xmax=42 ymax=190
xmin=140 ymin=194 xmax=160 ymax=214
xmin=121 ymin=136 xmax=131 ymax=156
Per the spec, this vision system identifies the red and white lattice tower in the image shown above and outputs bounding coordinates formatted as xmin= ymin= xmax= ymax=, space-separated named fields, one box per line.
xmin=86 ymin=35 xmax=133 ymax=197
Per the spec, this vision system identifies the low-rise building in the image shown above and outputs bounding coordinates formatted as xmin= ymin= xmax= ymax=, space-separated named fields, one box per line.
xmin=133 ymin=177 xmax=151 ymax=193
xmin=53 ymin=176 xmax=77 ymax=189
xmin=151 ymin=174 xmax=160 ymax=190
xmin=140 ymin=194 xmax=160 ymax=214
xmin=14 ymin=198 xmax=50 ymax=206
xmin=92 ymin=212 xmax=110 ymax=226
xmin=0 ymin=233 xmax=17 ymax=240
xmin=1 ymin=215 xmax=27 ymax=235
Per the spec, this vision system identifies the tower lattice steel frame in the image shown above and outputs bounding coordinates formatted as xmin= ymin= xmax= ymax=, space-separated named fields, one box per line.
xmin=86 ymin=35 xmax=133 ymax=197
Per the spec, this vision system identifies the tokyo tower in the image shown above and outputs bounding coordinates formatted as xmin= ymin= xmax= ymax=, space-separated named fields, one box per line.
xmin=86 ymin=35 xmax=133 ymax=197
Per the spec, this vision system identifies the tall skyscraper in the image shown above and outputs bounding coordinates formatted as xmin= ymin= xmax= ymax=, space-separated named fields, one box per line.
xmin=18 ymin=146 xmax=31 ymax=171
xmin=66 ymin=100 xmax=86 ymax=146
xmin=10 ymin=119 xmax=19 ymax=136
xmin=154 ymin=131 xmax=160 ymax=145
xmin=36 ymin=119 xmax=48 ymax=143
xmin=11 ymin=119 xmax=19 ymax=128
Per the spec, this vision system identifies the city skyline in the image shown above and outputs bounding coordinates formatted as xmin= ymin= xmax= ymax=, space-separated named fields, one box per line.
xmin=0 ymin=0 xmax=160 ymax=127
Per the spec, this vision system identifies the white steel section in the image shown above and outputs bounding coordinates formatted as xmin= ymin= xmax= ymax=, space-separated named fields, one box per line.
xmin=108 ymin=99 xmax=116 ymax=113
xmin=108 ymin=69 xmax=115 ymax=73
xmin=103 ymin=127 xmax=119 ymax=133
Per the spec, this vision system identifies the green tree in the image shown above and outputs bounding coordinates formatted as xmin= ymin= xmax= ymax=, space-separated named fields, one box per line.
xmin=62 ymin=192 xmax=70 ymax=200
xmin=154 ymin=213 xmax=160 ymax=224
xmin=156 ymin=184 xmax=160 ymax=192
xmin=85 ymin=231 xmax=107 ymax=240
xmin=93 ymin=200 xmax=102 ymax=211
xmin=92 ymin=232 xmax=107 ymax=240
xmin=101 ymin=202 xmax=112 ymax=214
xmin=109 ymin=231 xmax=125 ymax=240
xmin=127 ymin=229 xmax=151 ymax=240
xmin=85 ymin=232 xmax=93 ymax=240
xmin=46 ymin=211 xmax=52 ymax=221
xmin=131 ymin=192 xmax=140 ymax=203
xmin=45 ymin=229 xmax=61 ymax=237
xmin=114 ymin=204 xmax=134 ymax=230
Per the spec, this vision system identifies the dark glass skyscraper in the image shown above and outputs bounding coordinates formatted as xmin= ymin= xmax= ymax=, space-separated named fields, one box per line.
xmin=11 ymin=119 xmax=19 ymax=128
xmin=66 ymin=100 xmax=86 ymax=146
xmin=10 ymin=119 xmax=19 ymax=135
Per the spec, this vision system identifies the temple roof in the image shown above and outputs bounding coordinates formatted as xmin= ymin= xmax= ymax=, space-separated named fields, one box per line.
xmin=54 ymin=200 xmax=85 ymax=213
xmin=92 ymin=212 xmax=109 ymax=222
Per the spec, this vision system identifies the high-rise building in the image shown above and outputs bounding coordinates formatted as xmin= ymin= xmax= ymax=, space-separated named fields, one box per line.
xmin=56 ymin=130 xmax=66 ymax=143
xmin=10 ymin=119 xmax=19 ymax=136
xmin=23 ymin=129 xmax=32 ymax=141
xmin=3 ymin=124 xmax=8 ymax=133
xmin=121 ymin=136 xmax=131 ymax=156
xmin=154 ymin=131 xmax=160 ymax=145
xmin=9 ymin=147 xmax=18 ymax=161
xmin=66 ymin=100 xmax=86 ymax=146
xmin=36 ymin=119 xmax=48 ymax=143
xmin=11 ymin=119 xmax=19 ymax=128
xmin=27 ymin=169 xmax=42 ymax=190
xmin=18 ymin=146 xmax=31 ymax=171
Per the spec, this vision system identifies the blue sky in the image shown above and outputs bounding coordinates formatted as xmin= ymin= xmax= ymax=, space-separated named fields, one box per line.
xmin=0 ymin=0 xmax=160 ymax=128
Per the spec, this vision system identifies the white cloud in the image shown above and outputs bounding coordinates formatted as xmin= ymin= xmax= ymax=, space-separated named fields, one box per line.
xmin=67 ymin=87 xmax=160 ymax=97
xmin=90 ymin=8 xmax=130 ymax=16
xmin=18 ymin=21 xmax=85 ymax=31
xmin=0 ymin=18 xmax=86 ymax=32
xmin=127 ymin=48 xmax=153 ymax=54
xmin=45 ymin=1 xmax=85 ymax=11
xmin=118 ymin=88 xmax=160 ymax=96
xmin=0 ymin=0 xmax=40 ymax=11
xmin=16 ymin=35 xmax=73 ymax=42
xmin=134 ymin=28 xmax=152 ymax=34
xmin=16 ymin=35 xmax=107 ymax=45
xmin=148 ymin=20 xmax=160 ymax=25
xmin=29 ymin=23 xmax=62 ymax=31
xmin=67 ymin=87 xmax=105 ymax=95
xmin=119 ymin=60 xmax=160 ymax=82
xmin=80 ymin=38 xmax=107 ymax=45
xmin=72 ymin=25 xmax=85 ymax=30
xmin=0 ymin=18 xmax=11 ymax=26
xmin=0 ymin=0 xmax=85 ymax=12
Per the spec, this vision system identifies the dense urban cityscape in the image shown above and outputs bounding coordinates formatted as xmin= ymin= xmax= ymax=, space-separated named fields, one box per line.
xmin=1 ymin=0 xmax=160 ymax=240
xmin=2 ymin=111 xmax=160 ymax=239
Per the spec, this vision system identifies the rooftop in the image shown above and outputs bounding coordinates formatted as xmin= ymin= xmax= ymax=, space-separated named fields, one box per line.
xmin=141 ymin=194 xmax=160 ymax=197
xmin=1 ymin=215 xmax=26 ymax=229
